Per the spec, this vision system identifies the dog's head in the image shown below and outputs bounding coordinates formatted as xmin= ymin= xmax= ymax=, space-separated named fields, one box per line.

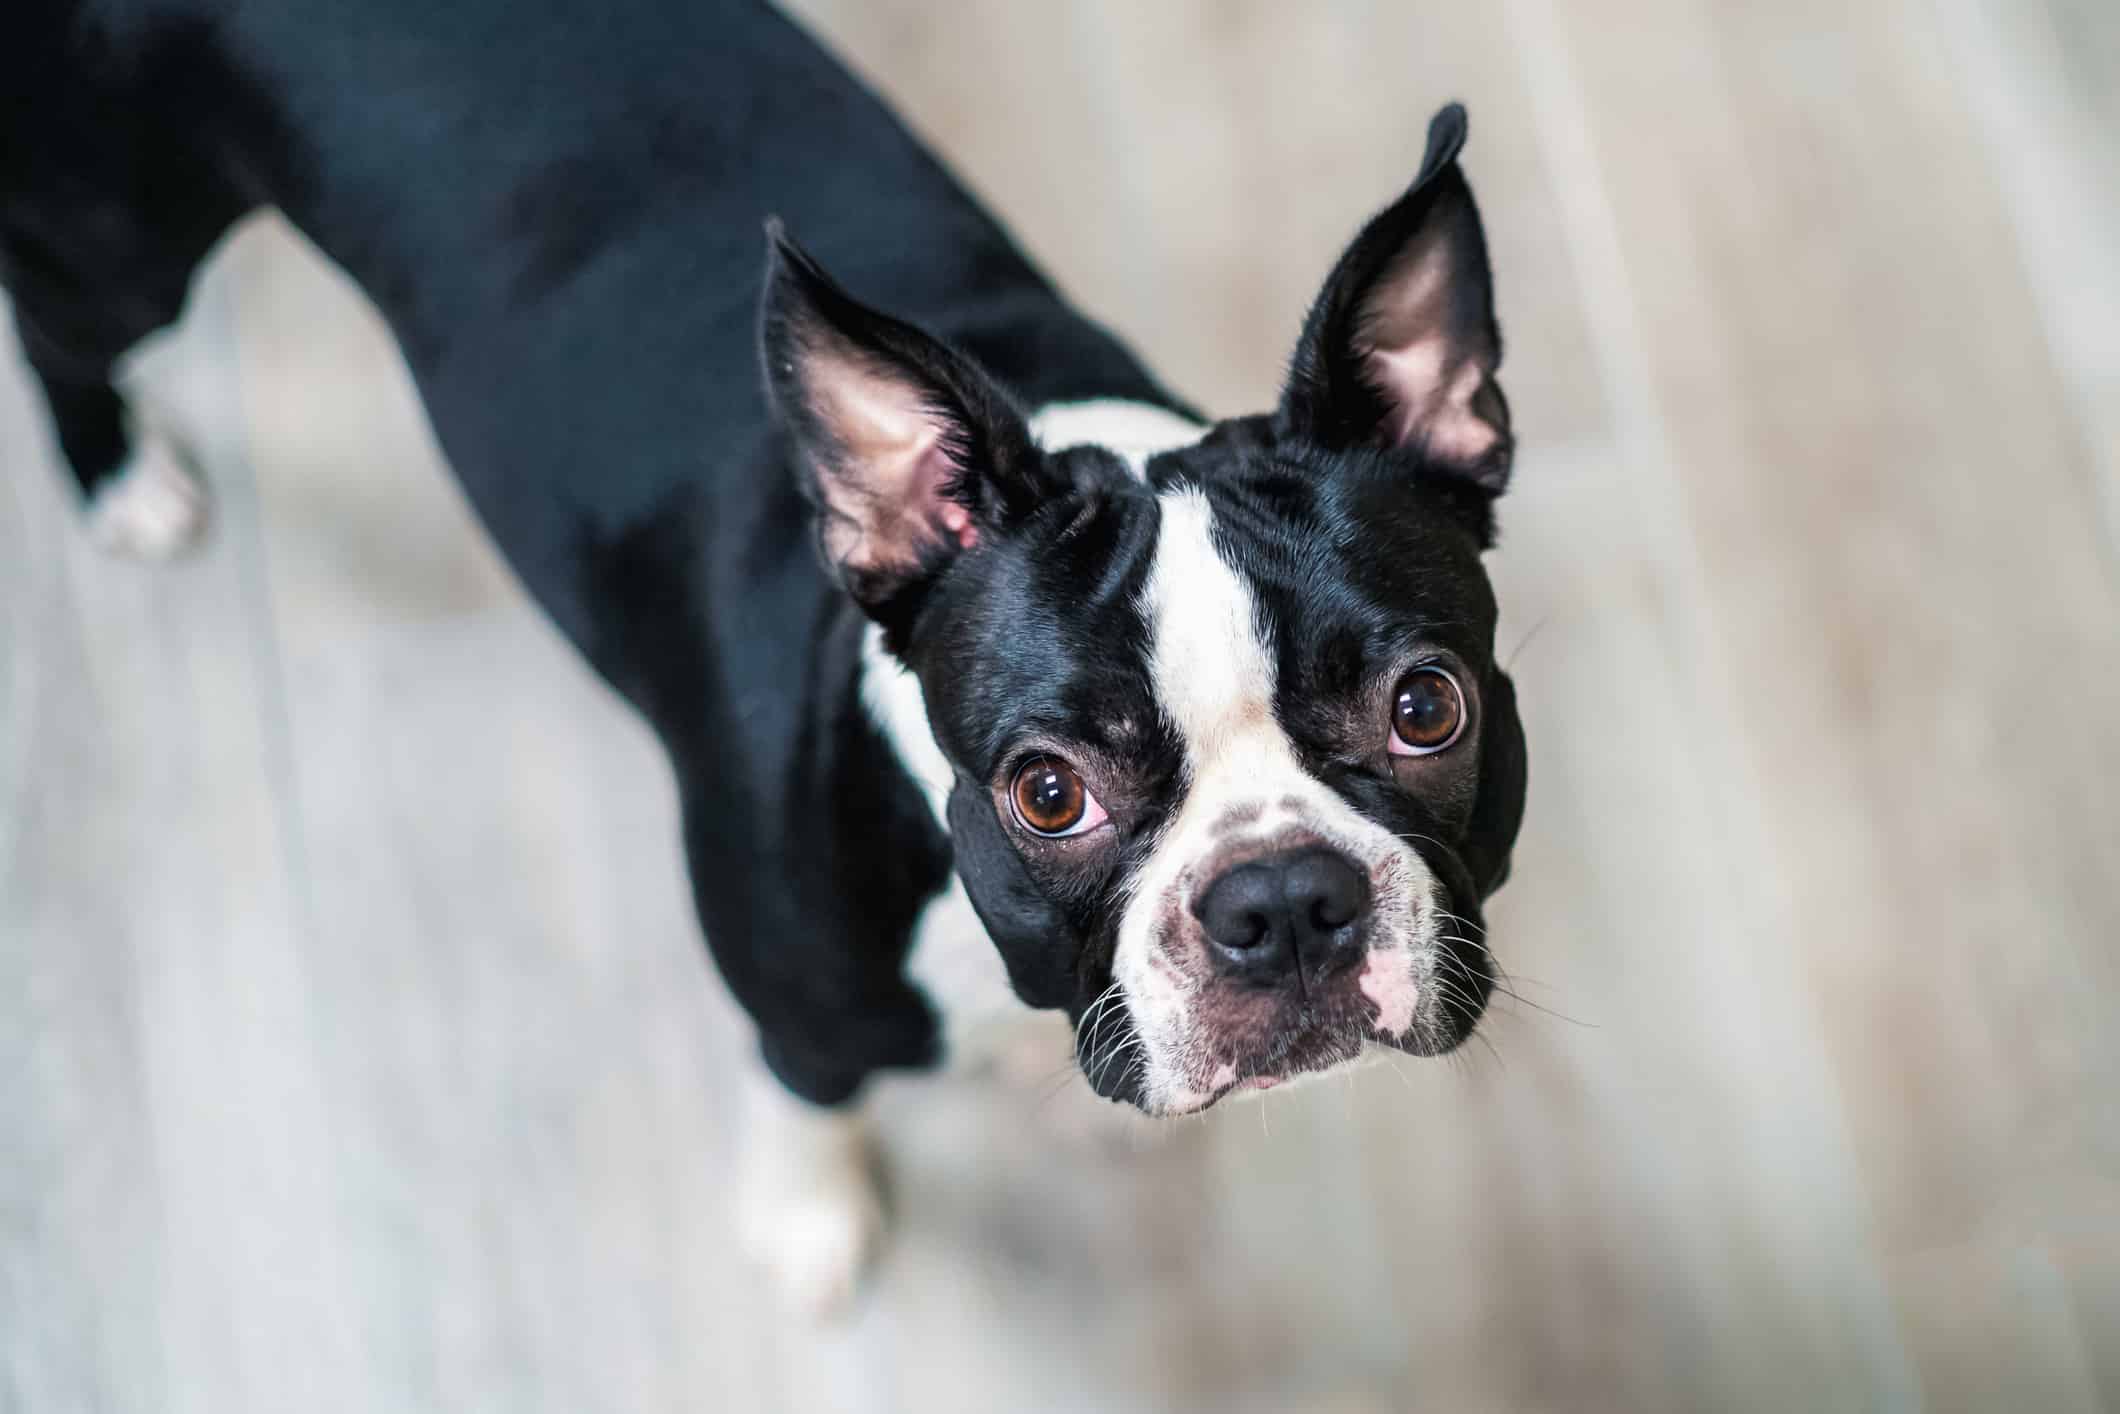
xmin=762 ymin=105 xmax=1526 ymax=1113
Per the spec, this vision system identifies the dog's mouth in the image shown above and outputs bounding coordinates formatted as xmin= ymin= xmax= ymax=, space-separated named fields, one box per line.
xmin=1089 ymin=763 xmax=1496 ymax=1114
xmin=1085 ymin=937 xmax=1488 ymax=1116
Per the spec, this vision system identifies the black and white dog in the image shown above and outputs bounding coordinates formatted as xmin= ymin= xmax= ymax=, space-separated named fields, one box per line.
xmin=5 ymin=0 xmax=1526 ymax=1311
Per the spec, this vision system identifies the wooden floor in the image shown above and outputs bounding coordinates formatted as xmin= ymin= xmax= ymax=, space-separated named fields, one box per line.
xmin=5 ymin=2 xmax=2118 ymax=1409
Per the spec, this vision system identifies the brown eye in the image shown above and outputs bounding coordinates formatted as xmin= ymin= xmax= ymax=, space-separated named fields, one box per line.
xmin=1390 ymin=667 xmax=1466 ymax=756
xmin=1009 ymin=755 xmax=1106 ymax=837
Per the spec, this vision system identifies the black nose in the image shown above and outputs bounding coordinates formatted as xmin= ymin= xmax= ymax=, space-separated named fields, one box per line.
xmin=1194 ymin=848 xmax=1371 ymax=983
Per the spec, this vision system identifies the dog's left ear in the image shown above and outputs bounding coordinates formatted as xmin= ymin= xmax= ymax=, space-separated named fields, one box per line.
xmin=760 ymin=222 xmax=1045 ymax=617
xmin=1279 ymin=103 xmax=1512 ymax=495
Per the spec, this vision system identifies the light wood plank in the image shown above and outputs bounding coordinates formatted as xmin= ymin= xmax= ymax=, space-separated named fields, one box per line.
xmin=1532 ymin=0 xmax=2120 ymax=1405
xmin=5 ymin=2 xmax=2116 ymax=1409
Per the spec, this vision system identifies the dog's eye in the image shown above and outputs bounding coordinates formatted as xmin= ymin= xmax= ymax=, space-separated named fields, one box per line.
xmin=1389 ymin=667 xmax=1466 ymax=755
xmin=1009 ymin=755 xmax=1107 ymax=837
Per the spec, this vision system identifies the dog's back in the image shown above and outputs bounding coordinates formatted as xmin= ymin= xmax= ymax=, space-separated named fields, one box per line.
xmin=3 ymin=0 xmax=1186 ymax=1119
xmin=5 ymin=0 xmax=1168 ymax=631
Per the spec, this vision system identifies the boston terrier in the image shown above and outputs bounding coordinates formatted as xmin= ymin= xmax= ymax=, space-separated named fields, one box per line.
xmin=4 ymin=0 xmax=1527 ymax=1312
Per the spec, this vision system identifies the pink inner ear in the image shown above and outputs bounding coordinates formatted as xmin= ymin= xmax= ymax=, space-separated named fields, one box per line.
xmin=938 ymin=502 xmax=979 ymax=548
xmin=807 ymin=345 xmax=977 ymax=571
xmin=1356 ymin=233 xmax=1500 ymax=464
xmin=1367 ymin=344 xmax=1500 ymax=464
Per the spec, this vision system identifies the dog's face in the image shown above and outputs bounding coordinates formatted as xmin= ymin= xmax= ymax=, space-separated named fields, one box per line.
xmin=764 ymin=106 xmax=1526 ymax=1113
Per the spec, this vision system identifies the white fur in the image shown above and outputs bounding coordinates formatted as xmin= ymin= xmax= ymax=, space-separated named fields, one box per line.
xmin=860 ymin=625 xmax=956 ymax=824
xmin=1119 ymin=485 xmax=1442 ymax=1113
xmin=85 ymin=430 xmax=209 ymax=560
xmin=1136 ymin=488 xmax=1275 ymax=757
xmin=734 ymin=1067 xmax=885 ymax=1320
xmin=1028 ymin=398 xmax=1203 ymax=480
xmin=1358 ymin=953 xmax=1421 ymax=1035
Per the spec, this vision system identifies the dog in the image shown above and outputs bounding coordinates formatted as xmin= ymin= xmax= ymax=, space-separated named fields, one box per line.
xmin=5 ymin=0 xmax=1528 ymax=1313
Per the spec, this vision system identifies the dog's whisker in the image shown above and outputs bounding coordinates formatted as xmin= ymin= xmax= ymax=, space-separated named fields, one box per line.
xmin=1088 ymin=1033 xmax=1146 ymax=1095
xmin=1434 ymin=907 xmax=1487 ymax=939
xmin=1085 ymin=1026 xmax=1135 ymax=1083
xmin=1072 ymin=982 xmax=1131 ymax=1080
xmin=1072 ymin=980 xmax=1123 ymax=1045
xmin=1504 ymin=614 xmax=1554 ymax=673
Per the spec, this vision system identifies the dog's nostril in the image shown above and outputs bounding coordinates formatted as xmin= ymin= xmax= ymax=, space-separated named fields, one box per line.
xmin=1292 ymin=850 xmax=1369 ymax=932
xmin=1196 ymin=865 xmax=1284 ymax=958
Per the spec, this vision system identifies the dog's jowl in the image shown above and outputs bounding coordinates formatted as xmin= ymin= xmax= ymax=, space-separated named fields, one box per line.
xmin=5 ymin=0 xmax=1525 ymax=1312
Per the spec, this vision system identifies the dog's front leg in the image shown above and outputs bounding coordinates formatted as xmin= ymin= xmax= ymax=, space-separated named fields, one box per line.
xmin=734 ymin=1064 xmax=885 ymax=1320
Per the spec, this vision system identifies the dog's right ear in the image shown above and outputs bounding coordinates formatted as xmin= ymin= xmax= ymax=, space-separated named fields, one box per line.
xmin=760 ymin=222 xmax=1045 ymax=620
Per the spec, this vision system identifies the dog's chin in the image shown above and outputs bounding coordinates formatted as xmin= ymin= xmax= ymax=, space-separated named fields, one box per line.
xmin=1178 ymin=1028 xmax=1369 ymax=1115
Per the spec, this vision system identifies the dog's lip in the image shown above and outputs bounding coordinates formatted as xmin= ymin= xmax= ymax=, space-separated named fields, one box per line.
xmin=1185 ymin=1030 xmax=1361 ymax=1111
xmin=1203 ymin=1073 xmax=1282 ymax=1105
xmin=1177 ymin=1066 xmax=1305 ymax=1115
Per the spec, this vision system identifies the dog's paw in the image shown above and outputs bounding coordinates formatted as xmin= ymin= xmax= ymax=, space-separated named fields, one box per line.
xmin=737 ymin=1162 xmax=885 ymax=1321
xmin=86 ymin=431 xmax=209 ymax=560
xmin=735 ymin=1079 xmax=886 ymax=1321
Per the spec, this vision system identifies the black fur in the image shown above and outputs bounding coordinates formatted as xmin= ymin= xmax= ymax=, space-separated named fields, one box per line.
xmin=4 ymin=0 xmax=1526 ymax=1110
xmin=772 ymin=103 xmax=1530 ymax=1108
xmin=898 ymin=416 xmax=1529 ymax=1107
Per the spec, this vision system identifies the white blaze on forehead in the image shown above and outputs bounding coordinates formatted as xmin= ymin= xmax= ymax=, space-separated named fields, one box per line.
xmin=1141 ymin=488 xmax=1281 ymax=764
xmin=1120 ymin=483 xmax=1312 ymax=1111
xmin=1121 ymin=480 xmax=1446 ymax=1112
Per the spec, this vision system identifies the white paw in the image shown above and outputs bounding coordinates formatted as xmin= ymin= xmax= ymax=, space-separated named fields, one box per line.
xmin=85 ymin=432 xmax=209 ymax=560
xmin=735 ymin=1077 xmax=887 ymax=1321
xmin=737 ymin=1168 xmax=885 ymax=1321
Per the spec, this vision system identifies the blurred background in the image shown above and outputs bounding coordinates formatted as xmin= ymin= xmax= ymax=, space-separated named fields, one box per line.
xmin=4 ymin=1 xmax=2117 ymax=1410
